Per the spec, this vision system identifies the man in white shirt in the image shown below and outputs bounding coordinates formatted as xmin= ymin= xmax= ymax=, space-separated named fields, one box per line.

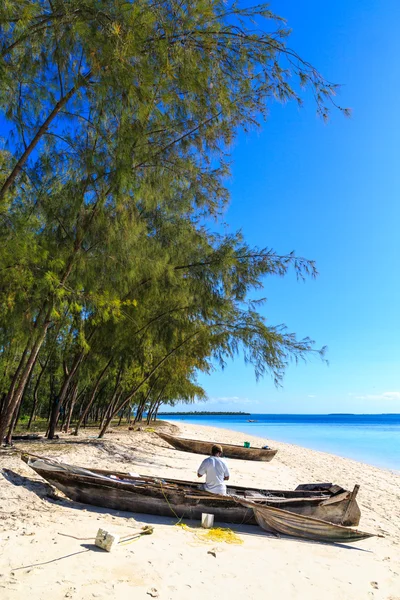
xmin=197 ymin=444 xmax=230 ymax=495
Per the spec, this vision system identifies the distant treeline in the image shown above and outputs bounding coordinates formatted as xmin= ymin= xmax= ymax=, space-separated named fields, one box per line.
xmin=158 ymin=411 xmax=251 ymax=416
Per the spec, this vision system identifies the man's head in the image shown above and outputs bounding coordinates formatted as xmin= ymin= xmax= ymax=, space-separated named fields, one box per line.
xmin=211 ymin=444 xmax=223 ymax=457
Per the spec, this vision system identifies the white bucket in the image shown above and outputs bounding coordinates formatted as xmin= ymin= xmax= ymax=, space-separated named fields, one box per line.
xmin=201 ymin=513 xmax=214 ymax=529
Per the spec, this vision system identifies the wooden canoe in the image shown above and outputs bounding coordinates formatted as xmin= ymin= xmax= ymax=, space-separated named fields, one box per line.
xmin=21 ymin=455 xmax=361 ymax=526
xmin=238 ymin=499 xmax=375 ymax=544
xmin=157 ymin=432 xmax=278 ymax=462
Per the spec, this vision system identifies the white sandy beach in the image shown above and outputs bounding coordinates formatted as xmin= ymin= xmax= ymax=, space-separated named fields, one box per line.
xmin=1 ymin=421 xmax=399 ymax=600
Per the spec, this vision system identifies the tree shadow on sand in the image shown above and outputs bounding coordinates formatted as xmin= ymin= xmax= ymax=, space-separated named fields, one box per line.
xmin=6 ymin=438 xmax=178 ymax=471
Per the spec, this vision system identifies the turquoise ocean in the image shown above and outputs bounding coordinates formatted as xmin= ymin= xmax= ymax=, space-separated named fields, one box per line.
xmin=159 ymin=414 xmax=400 ymax=472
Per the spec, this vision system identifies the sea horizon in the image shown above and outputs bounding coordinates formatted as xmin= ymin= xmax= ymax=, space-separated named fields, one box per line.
xmin=159 ymin=411 xmax=400 ymax=416
xmin=159 ymin=413 xmax=400 ymax=472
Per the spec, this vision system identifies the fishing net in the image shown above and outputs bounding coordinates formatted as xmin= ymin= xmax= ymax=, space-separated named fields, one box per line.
xmin=200 ymin=527 xmax=243 ymax=545
xmin=175 ymin=523 xmax=243 ymax=545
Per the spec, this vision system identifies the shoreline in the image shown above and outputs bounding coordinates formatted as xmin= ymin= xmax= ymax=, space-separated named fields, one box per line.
xmin=0 ymin=421 xmax=399 ymax=599
xmin=160 ymin=415 xmax=400 ymax=473
xmin=172 ymin=422 xmax=400 ymax=495
xmin=164 ymin=418 xmax=400 ymax=475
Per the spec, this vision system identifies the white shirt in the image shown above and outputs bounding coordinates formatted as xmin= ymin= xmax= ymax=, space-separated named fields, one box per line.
xmin=197 ymin=456 xmax=230 ymax=495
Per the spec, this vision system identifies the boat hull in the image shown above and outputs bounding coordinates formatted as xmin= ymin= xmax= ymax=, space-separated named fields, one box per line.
xmin=21 ymin=456 xmax=361 ymax=526
xmin=239 ymin=500 xmax=374 ymax=544
xmin=157 ymin=432 xmax=278 ymax=462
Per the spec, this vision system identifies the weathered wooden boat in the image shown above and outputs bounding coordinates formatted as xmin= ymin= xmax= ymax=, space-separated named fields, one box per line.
xmin=22 ymin=455 xmax=361 ymax=526
xmin=157 ymin=432 xmax=278 ymax=462
xmin=238 ymin=499 xmax=375 ymax=544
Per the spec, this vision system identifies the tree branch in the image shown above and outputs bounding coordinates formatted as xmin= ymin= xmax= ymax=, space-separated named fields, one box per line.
xmin=0 ymin=71 xmax=92 ymax=202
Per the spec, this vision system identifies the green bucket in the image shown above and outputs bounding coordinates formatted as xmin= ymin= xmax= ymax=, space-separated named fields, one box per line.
xmin=244 ymin=441 xmax=250 ymax=448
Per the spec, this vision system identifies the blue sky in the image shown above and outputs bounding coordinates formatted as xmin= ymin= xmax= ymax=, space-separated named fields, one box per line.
xmin=167 ymin=0 xmax=400 ymax=414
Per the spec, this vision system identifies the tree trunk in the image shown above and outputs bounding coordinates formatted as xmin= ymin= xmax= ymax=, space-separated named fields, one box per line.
xmin=47 ymin=349 xmax=85 ymax=440
xmin=152 ymin=404 xmax=159 ymax=421
xmin=0 ymin=393 xmax=6 ymax=415
xmin=98 ymin=413 xmax=113 ymax=438
xmin=27 ymin=358 xmax=48 ymax=430
xmin=0 ymin=345 xmax=15 ymax=396
xmin=47 ymin=379 xmax=70 ymax=440
xmin=147 ymin=388 xmax=165 ymax=424
xmin=0 ymin=343 xmax=30 ymax=443
xmin=64 ymin=382 xmax=78 ymax=432
xmin=99 ymin=381 xmax=150 ymax=438
xmin=134 ymin=378 xmax=160 ymax=425
xmin=73 ymin=358 xmax=111 ymax=435
xmin=62 ymin=382 xmax=77 ymax=431
xmin=100 ymin=389 xmax=122 ymax=431
xmin=137 ymin=403 xmax=145 ymax=423
xmin=0 ymin=308 xmax=52 ymax=444
xmin=153 ymin=399 xmax=163 ymax=421
xmin=146 ymin=403 xmax=154 ymax=425
xmin=98 ymin=332 xmax=200 ymax=439
xmin=98 ymin=365 xmax=123 ymax=432
xmin=6 ymin=400 xmax=23 ymax=443
xmin=71 ymin=385 xmax=87 ymax=426
xmin=118 ymin=407 xmax=126 ymax=426
xmin=5 ymin=354 xmax=39 ymax=443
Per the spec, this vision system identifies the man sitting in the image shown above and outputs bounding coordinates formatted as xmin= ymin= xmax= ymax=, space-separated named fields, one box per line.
xmin=197 ymin=444 xmax=230 ymax=495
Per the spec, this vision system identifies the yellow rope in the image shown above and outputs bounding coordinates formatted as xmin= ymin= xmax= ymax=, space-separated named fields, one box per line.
xmin=175 ymin=523 xmax=191 ymax=531
xmin=158 ymin=480 xmax=185 ymax=524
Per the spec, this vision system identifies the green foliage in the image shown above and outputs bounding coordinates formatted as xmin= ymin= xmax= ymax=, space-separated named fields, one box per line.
xmin=0 ymin=1 xmax=341 ymax=434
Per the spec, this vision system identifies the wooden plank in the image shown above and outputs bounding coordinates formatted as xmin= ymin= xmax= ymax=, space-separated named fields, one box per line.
xmin=342 ymin=484 xmax=360 ymax=524
xmin=320 ymin=491 xmax=350 ymax=506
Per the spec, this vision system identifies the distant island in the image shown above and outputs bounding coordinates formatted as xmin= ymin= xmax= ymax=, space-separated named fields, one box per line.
xmin=158 ymin=411 xmax=251 ymax=416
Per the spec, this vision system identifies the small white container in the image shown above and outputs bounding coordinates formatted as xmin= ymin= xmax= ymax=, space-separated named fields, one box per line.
xmin=201 ymin=513 xmax=214 ymax=528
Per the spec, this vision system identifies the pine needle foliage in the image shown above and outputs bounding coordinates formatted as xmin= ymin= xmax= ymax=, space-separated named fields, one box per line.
xmin=0 ymin=1 xmax=342 ymax=440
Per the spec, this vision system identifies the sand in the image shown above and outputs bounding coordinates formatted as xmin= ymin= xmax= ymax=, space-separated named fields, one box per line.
xmin=0 ymin=421 xmax=399 ymax=600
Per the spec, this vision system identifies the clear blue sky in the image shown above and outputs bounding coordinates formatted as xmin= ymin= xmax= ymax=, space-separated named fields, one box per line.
xmin=168 ymin=0 xmax=400 ymax=414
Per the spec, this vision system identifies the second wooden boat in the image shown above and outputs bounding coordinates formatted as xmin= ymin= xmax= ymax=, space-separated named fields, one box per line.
xmin=157 ymin=432 xmax=278 ymax=461
xmin=238 ymin=499 xmax=375 ymax=544
xmin=22 ymin=454 xmax=361 ymax=526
